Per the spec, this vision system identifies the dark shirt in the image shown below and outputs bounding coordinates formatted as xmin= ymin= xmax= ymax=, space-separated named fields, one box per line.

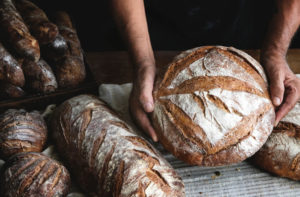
xmin=30 ymin=0 xmax=275 ymax=50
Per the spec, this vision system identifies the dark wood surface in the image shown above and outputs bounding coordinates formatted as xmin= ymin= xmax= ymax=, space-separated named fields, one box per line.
xmin=87 ymin=49 xmax=300 ymax=84
xmin=1 ymin=49 xmax=300 ymax=112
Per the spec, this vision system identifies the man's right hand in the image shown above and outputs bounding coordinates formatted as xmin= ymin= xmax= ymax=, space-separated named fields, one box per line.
xmin=129 ymin=63 xmax=158 ymax=142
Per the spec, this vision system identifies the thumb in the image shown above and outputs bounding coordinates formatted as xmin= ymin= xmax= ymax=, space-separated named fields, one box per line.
xmin=269 ymin=74 xmax=284 ymax=107
xmin=139 ymin=83 xmax=154 ymax=113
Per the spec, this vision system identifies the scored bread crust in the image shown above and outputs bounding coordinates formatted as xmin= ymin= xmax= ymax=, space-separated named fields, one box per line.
xmin=0 ymin=109 xmax=48 ymax=160
xmin=0 ymin=152 xmax=70 ymax=197
xmin=152 ymin=46 xmax=275 ymax=166
xmin=51 ymin=95 xmax=185 ymax=197
xmin=252 ymin=101 xmax=300 ymax=180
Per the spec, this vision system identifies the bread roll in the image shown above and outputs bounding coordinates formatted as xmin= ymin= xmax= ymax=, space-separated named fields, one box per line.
xmin=0 ymin=0 xmax=40 ymax=62
xmin=51 ymin=95 xmax=185 ymax=197
xmin=252 ymin=101 xmax=300 ymax=180
xmin=0 ymin=109 xmax=47 ymax=160
xmin=0 ymin=42 xmax=25 ymax=87
xmin=49 ymin=11 xmax=86 ymax=88
xmin=0 ymin=81 xmax=25 ymax=99
xmin=152 ymin=46 xmax=275 ymax=166
xmin=14 ymin=0 xmax=59 ymax=44
xmin=22 ymin=58 xmax=57 ymax=93
xmin=0 ymin=152 xmax=70 ymax=197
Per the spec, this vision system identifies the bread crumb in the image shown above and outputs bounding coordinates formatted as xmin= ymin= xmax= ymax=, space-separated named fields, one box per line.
xmin=236 ymin=168 xmax=241 ymax=171
xmin=211 ymin=175 xmax=216 ymax=179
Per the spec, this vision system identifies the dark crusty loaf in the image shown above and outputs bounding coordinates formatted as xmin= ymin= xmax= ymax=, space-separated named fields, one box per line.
xmin=0 ymin=0 xmax=40 ymax=62
xmin=14 ymin=0 xmax=59 ymax=44
xmin=252 ymin=101 xmax=300 ymax=180
xmin=0 ymin=42 xmax=25 ymax=87
xmin=0 ymin=152 xmax=70 ymax=197
xmin=22 ymin=58 xmax=58 ymax=93
xmin=0 ymin=109 xmax=47 ymax=160
xmin=48 ymin=11 xmax=86 ymax=88
xmin=51 ymin=94 xmax=185 ymax=197
xmin=152 ymin=46 xmax=275 ymax=166
xmin=0 ymin=81 xmax=25 ymax=99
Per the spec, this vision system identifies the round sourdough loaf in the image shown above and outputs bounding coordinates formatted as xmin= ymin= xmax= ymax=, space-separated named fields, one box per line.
xmin=252 ymin=101 xmax=300 ymax=180
xmin=152 ymin=46 xmax=275 ymax=166
xmin=0 ymin=152 xmax=70 ymax=196
xmin=0 ymin=109 xmax=48 ymax=160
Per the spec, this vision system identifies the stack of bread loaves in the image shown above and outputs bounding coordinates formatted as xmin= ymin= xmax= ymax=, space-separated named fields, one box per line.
xmin=152 ymin=46 xmax=275 ymax=166
xmin=0 ymin=108 xmax=71 ymax=196
xmin=0 ymin=0 xmax=86 ymax=99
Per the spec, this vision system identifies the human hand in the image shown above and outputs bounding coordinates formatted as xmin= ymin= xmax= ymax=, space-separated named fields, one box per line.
xmin=262 ymin=55 xmax=300 ymax=126
xmin=129 ymin=63 xmax=158 ymax=142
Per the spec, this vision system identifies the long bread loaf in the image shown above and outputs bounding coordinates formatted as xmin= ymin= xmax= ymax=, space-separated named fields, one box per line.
xmin=51 ymin=94 xmax=185 ymax=197
xmin=14 ymin=0 xmax=59 ymax=44
xmin=0 ymin=0 xmax=40 ymax=62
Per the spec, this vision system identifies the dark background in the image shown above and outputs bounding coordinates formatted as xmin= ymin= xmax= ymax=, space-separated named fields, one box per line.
xmin=32 ymin=0 xmax=300 ymax=52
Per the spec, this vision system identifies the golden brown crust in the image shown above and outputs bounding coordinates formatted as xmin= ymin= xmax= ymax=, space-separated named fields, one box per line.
xmin=0 ymin=152 xmax=70 ymax=197
xmin=0 ymin=109 xmax=47 ymax=160
xmin=51 ymin=94 xmax=185 ymax=197
xmin=252 ymin=121 xmax=300 ymax=180
xmin=0 ymin=0 xmax=40 ymax=62
xmin=14 ymin=0 xmax=59 ymax=44
xmin=152 ymin=46 xmax=275 ymax=166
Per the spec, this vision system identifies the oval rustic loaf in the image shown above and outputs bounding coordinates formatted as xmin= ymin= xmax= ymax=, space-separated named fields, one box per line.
xmin=252 ymin=101 xmax=300 ymax=180
xmin=152 ymin=46 xmax=275 ymax=166
xmin=51 ymin=94 xmax=185 ymax=197
xmin=0 ymin=152 xmax=70 ymax=197
xmin=0 ymin=109 xmax=47 ymax=160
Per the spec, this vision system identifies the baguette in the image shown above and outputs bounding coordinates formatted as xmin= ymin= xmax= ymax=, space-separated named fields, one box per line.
xmin=0 ymin=0 xmax=40 ymax=62
xmin=0 ymin=81 xmax=25 ymax=99
xmin=51 ymin=95 xmax=185 ymax=197
xmin=0 ymin=42 xmax=25 ymax=87
xmin=0 ymin=109 xmax=47 ymax=160
xmin=22 ymin=58 xmax=58 ymax=93
xmin=0 ymin=152 xmax=70 ymax=197
xmin=14 ymin=0 xmax=59 ymax=44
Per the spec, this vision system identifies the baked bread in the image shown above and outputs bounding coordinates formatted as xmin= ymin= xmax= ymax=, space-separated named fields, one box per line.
xmin=0 ymin=152 xmax=70 ymax=197
xmin=0 ymin=0 xmax=40 ymax=62
xmin=49 ymin=11 xmax=86 ymax=88
xmin=51 ymin=94 xmax=185 ymax=197
xmin=0 ymin=42 xmax=25 ymax=87
xmin=152 ymin=46 xmax=275 ymax=166
xmin=252 ymin=101 xmax=300 ymax=180
xmin=0 ymin=109 xmax=47 ymax=160
xmin=14 ymin=0 xmax=59 ymax=44
xmin=22 ymin=58 xmax=58 ymax=93
xmin=0 ymin=81 xmax=25 ymax=99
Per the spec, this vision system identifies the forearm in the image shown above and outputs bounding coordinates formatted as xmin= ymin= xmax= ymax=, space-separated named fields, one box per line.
xmin=262 ymin=0 xmax=300 ymax=60
xmin=111 ymin=0 xmax=154 ymax=68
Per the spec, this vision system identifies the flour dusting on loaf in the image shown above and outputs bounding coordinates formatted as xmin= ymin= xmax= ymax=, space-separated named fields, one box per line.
xmin=153 ymin=46 xmax=275 ymax=166
xmin=252 ymin=101 xmax=300 ymax=180
xmin=51 ymin=95 xmax=185 ymax=196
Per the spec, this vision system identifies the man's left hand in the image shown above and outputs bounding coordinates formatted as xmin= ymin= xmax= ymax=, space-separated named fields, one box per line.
xmin=262 ymin=55 xmax=300 ymax=126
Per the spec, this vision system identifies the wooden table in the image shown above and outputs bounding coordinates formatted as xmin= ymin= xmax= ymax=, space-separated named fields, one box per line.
xmin=87 ymin=49 xmax=300 ymax=84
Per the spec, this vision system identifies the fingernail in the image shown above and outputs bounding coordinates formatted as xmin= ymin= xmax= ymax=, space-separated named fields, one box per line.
xmin=144 ymin=102 xmax=154 ymax=112
xmin=273 ymin=97 xmax=281 ymax=106
xmin=274 ymin=120 xmax=279 ymax=127
xmin=153 ymin=135 xmax=158 ymax=142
